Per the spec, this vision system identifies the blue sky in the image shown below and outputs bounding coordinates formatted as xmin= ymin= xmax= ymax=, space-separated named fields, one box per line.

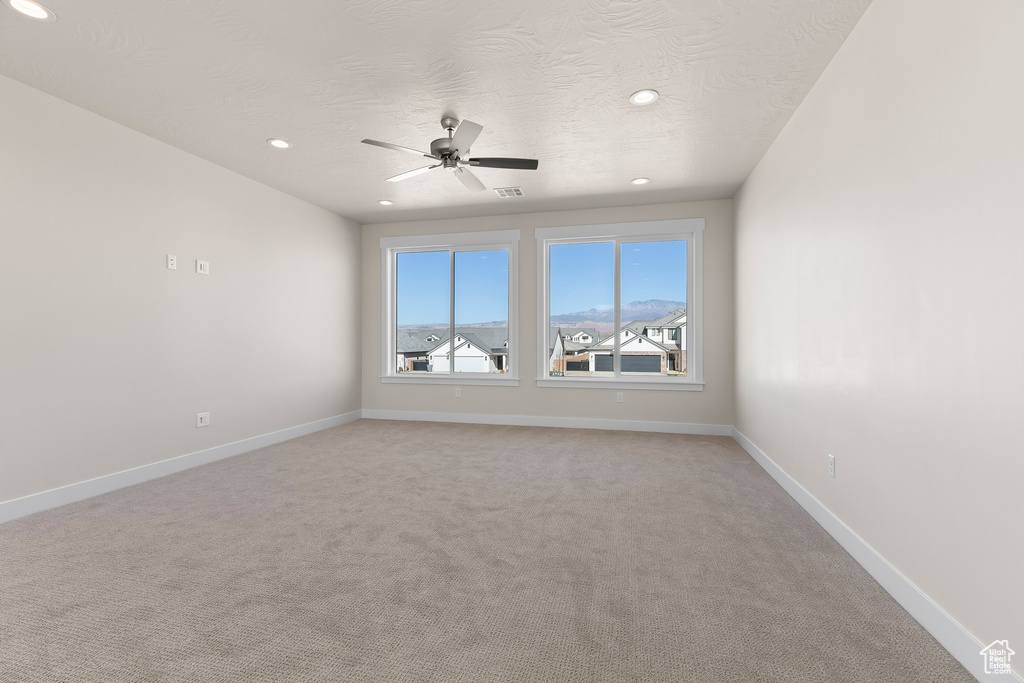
xmin=396 ymin=250 xmax=448 ymax=325
xmin=397 ymin=250 xmax=508 ymax=325
xmin=550 ymin=240 xmax=686 ymax=315
xmin=456 ymin=250 xmax=508 ymax=324
xmin=396 ymin=241 xmax=685 ymax=324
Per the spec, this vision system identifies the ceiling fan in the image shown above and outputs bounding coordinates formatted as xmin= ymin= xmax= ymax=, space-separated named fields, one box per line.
xmin=361 ymin=117 xmax=539 ymax=192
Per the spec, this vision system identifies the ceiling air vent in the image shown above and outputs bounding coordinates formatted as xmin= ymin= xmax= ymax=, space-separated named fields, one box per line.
xmin=494 ymin=187 xmax=524 ymax=198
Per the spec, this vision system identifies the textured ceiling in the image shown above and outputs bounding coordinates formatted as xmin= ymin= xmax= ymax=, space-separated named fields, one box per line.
xmin=0 ymin=0 xmax=872 ymax=224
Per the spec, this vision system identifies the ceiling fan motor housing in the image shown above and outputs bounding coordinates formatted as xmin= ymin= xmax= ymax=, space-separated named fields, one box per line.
xmin=430 ymin=138 xmax=454 ymax=158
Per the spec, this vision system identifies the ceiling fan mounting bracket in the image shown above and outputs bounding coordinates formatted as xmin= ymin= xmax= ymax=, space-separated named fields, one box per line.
xmin=440 ymin=117 xmax=459 ymax=134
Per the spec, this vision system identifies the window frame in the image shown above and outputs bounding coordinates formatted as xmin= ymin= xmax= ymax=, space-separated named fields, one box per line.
xmin=380 ymin=229 xmax=520 ymax=386
xmin=535 ymin=219 xmax=704 ymax=391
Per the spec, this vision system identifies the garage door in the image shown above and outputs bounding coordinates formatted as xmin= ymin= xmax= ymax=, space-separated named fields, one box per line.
xmin=621 ymin=355 xmax=661 ymax=373
xmin=594 ymin=355 xmax=613 ymax=372
xmin=454 ymin=355 xmax=490 ymax=372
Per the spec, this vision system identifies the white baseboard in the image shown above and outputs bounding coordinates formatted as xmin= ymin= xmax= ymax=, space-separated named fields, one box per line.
xmin=361 ymin=409 xmax=733 ymax=436
xmin=0 ymin=410 xmax=362 ymax=525
xmin=731 ymin=427 xmax=1020 ymax=683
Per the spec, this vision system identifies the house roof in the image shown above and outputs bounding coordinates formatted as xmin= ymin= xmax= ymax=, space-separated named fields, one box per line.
xmin=422 ymin=328 xmax=509 ymax=356
xmin=622 ymin=334 xmax=673 ymax=353
xmin=592 ymin=324 xmax=677 ymax=353
xmin=624 ymin=308 xmax=687 ymax=335
xmin=593 ymin=324 xmax=637 ymax=348
xmin=560 ymin=327 xmax=600 ymax=339
xmin=556 ymin=320 xmax=682 ymax=353
xmin=396 ymin=332 xmax=434 ymax=353
xmin=591 ymin=336 xmax=674 ymax=354
xmin=646 ymin=308 xmax=687 ymax=328
xmin=458 ymin=328 xmax=509 ymax=353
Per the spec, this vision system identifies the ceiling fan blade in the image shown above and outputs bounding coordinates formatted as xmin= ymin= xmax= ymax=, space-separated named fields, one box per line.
xmin=386 ymin=164 xmax=440 ymax=182
xmin=469 ymin=157 xmax=539 ymax=170
xmin=455 ymin=167 xmax=486 ymax=192
xmin=362 ymin=139 xmax=436 ymax=158
xmin=449 ymin=120 xmax=483 ymax=159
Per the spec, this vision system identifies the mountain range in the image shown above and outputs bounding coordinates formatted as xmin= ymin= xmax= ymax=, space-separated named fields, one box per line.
xmin=549 ymin=299 xmax=685 ymax=331
xmin=397 ymin=299 xmax=685 ymax=336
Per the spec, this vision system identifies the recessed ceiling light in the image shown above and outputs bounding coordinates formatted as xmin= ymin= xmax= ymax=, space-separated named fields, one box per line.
xmin=377 ymin=200 xmax=393 ymax=206
xmin=631 ymin=177 xmax=651 ymax=185
xmin=6 ymin=0 xmax=57 ymax=21
xmin=267 ymin=138 xmax=291 ymax=149
xmin=629 ymin=89 xmax=659 ymax=105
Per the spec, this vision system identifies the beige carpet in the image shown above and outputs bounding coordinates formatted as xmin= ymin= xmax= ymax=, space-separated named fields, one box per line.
xmin=0 ymin=420 xmax=973 ymax=682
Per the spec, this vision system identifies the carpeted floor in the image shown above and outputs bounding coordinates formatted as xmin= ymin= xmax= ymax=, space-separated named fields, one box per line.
xmin=0 ymin=420 xmax=973 ymax=682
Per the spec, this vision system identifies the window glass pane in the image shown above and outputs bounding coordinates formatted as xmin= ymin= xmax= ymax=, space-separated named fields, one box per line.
xmin=620 ymin=240 xmax=687 ymax=377
xmin=396 ymin=250 xmax=449 ymax=374
xmin=548 ymin=242 xmax=614 ymax=377
xmin=454 ymin=250 xmax=509 ymax=373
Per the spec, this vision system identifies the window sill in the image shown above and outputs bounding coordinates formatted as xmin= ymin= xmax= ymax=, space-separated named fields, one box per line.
xmin=536 ymin=378 xmax=704 ymax=391
xmin=382 ymin=375 xmax=520 ymax=386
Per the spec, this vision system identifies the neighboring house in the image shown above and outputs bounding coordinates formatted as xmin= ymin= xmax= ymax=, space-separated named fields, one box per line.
xmin=396 ymin=331 xmax=435 ymax=371
xmin=560 ymin=327 xmax=599 ymax=345
xmin=406 ymin=312 xmax=685 ymax=376
xmin=588 ymin=328 xmax=680 ymax=373
xmin=548 ymin=331 xmax=566 ymax=375
xmin=400 ymin=328 xmax=508 ymax=373
xmin=637 ymin=309 xmax=686 ymax=347
xmin=551 ymin=309 xmax=686 ymax=375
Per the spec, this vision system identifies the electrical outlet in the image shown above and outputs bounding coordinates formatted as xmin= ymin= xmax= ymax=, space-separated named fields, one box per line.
xmin=167 ymin=254 xmax=177 ymax=270
xmin=455 ymin=388 xmax=461 ymax=398
xmin=197 ymin=412 xmax=210 ymax=427
xmin=827 ymin=454 xmax=835 ymax=478
xmin=196 ymin=260 xmax=210 ymax=275
xmin=616 ymin=392 xmax=623 ymax=403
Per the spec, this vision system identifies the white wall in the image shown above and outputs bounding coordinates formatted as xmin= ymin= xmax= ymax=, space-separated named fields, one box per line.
xmin=0 ymin=75 xmax=362 ymax=504
xmin=362 ymin=200 xmax=734 ymax=427
xmin=734 ymin=0 xmax=1023 ymax=666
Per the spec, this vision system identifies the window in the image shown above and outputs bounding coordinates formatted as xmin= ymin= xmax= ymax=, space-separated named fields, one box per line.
xmin=536 ymin=219 xmax=703 ymax=390
xmin=381 ymin=230 xmax=519 ymax=385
